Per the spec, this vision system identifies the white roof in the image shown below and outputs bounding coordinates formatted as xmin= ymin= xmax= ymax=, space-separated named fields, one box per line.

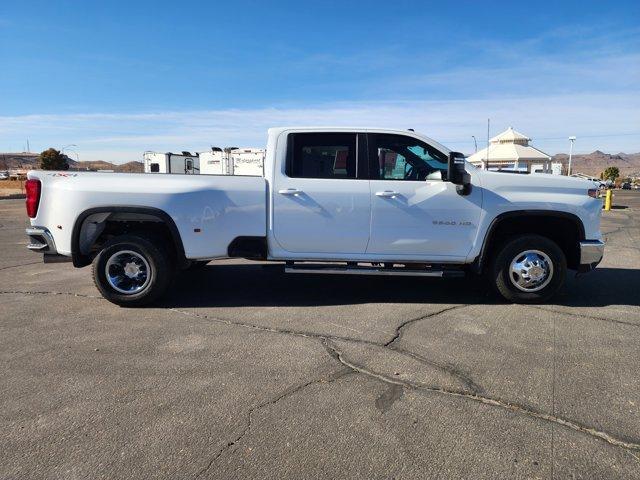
xmin=468 ymin=142 xmax=550 ymax=163
xmin=469 ymin=127 xmax=550 ymax=163
xmin=490 ymin=127 xmax=530 ymax=144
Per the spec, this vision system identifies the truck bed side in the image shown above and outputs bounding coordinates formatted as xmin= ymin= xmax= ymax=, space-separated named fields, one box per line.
xmin=27 ymin=171 xmax=267 ymax=260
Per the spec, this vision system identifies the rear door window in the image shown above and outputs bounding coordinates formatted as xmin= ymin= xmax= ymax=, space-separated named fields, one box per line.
xmin=288 ymin=133 xmax=357 ymax=179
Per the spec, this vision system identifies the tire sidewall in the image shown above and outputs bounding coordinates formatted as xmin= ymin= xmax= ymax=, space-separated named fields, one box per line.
xmin=492 ymin=234 xmax=567 ymax=303
xmin=93 ymin=235 xmax=171 ymax=307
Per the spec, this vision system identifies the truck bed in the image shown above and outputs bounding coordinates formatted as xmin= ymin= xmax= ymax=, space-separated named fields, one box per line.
xmin=28 ymin=171 xmax=267 ymax=259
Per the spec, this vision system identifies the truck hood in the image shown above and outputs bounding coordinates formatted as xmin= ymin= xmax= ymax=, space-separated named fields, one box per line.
xmin=475 ymin=169 xmax=597 ymax=194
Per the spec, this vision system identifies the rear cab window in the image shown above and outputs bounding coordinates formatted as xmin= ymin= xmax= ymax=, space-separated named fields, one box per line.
xmin=286 ymin=132 xmax=368 ymax=179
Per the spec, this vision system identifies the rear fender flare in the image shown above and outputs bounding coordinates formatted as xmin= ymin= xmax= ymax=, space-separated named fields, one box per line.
xmin=71 ymin=206 xmax=186 ymax=267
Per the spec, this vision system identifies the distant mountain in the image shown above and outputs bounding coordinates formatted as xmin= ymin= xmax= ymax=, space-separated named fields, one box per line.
xmin=69 ymin=160 xmax=116 ymax=170
xmin=114 ymin=161 xmax=144 ymax=173
xmin=552 ymin=151 xmax=640 ymax=178
xmin=0 ymin=152 xmax=39 ymax=169
xmin=69 ymin=160 xmax=144 ymax=172
xmin=0 ymin=153 xmax=143 ymax=173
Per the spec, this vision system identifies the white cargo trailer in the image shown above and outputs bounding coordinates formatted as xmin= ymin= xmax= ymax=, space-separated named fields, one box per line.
xmin=197 ymin=147 xmax=264 ymax=176
xmin=143 ymin=151 xmax=199 ymax=174
xmin=229 ymin=148 xmax=265 ymax=176
xmin=199 ymin=148 xmax=228 ymax=175
xmin=145 ymin=148 xmax=264 ymax=176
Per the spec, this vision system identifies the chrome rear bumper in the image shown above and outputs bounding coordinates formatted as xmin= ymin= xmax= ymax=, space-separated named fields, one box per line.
xmin=579 ymin=240 xmax=605 ymax=271
xmin=26 ymin=227 xmax=57 ymax=253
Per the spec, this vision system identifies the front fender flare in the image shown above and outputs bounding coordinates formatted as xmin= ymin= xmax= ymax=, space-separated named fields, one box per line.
xmin=472 ymin=210 xmax=586 ymax=273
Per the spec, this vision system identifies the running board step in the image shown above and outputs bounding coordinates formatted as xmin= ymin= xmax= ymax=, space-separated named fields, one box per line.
xmin=284 ymin=264 xmax=465 ymax=278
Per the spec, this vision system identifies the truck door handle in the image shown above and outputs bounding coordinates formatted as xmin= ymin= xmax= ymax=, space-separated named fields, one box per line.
xmin=278 ymin=188 xmax=302 ymax=196
xmin=375 ymin=190 xmax=399 ymax=198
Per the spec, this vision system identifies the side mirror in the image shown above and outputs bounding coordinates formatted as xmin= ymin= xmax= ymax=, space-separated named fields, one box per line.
xmin=448 ymin=151 xmax=472 ymax=195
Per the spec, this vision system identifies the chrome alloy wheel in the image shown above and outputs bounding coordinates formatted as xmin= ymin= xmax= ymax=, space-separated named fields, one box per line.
xmin=105 ymin=250 xmax=152 ymax=295
xmin=508 ymin=249 xmax=554 ymax=293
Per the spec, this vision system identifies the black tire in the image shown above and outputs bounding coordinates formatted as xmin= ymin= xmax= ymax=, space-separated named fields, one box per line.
xmin=92 ymin=234 xmax=173 ymax=307
xmin=491 ymin=234 xmax=566 ymax=304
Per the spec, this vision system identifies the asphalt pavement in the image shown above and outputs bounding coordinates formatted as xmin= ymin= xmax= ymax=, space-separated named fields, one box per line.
xmin=1 ymin=192 xmax=639 ymax=479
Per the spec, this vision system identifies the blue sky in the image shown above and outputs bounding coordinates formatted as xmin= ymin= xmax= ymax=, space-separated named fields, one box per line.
xmin=1 ymin=0 xmax=639 ymax=162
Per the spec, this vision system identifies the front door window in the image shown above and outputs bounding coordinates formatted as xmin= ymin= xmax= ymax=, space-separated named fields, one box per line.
xmin=371 ymin=134 xmax=448 ymax=182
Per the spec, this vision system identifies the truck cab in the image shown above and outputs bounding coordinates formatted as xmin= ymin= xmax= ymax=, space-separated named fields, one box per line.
xmin=266 ymin=128 xmax=480 ymax=263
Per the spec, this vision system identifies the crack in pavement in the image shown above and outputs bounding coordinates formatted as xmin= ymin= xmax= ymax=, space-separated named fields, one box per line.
xmin=7 ymin=289 xmax=640 ymax=456
xmin=391 ymin=346 xmax=486 ymax=394
xmin=0 ymin=290 xmax=480 ymax=391
xmin=384 ymin=305 xmax=468 ymax=347
xmin=170 ymin=307 xmax=384 ymax=347
xmin=0 ymin=290 xmax=101 ymax=299
xmin=194 ymin=368 xmax=351 ymax=479
xmin=170 ymin=307 xmax=484 ymax=393
xmin=531 ymin=305 xmax=640 ymax=328
xmin=323 ymin=340 xmax=640 ymax=453
xmin=0 ymin=261 xmax=42 ymax=271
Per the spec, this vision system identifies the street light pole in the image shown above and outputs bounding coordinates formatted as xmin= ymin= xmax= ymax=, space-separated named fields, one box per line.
xmin=471 ymin=135 xmax=478 ymax=153
xmin=567 ymin=136 xmax=576 ymax=176
xmin=61 ymin=144 xmax=77 ymax=153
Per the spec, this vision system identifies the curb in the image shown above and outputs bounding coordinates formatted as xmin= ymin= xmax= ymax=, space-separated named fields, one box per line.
xmin=0 ymin=194 xmax=26 ymax=200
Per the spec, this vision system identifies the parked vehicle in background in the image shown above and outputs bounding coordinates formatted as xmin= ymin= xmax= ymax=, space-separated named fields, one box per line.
xmin=228 ymin=148 xmax=265 ymax=176
xmin=198 ymin=147 xmax=265 ymax=176
xmin=570 ymin=173 xmax=606 ymax=189
xmin=621 ymin=182 xmax=632 ymax=190
xmin=143 ymin=151 xmax=199 ymax=174
xmin=9 ymin=169 xmax=28 ymax=180
xmin=25 ymin=127 xmax=605 ymax=307
xmin=0 ymin=171 xmax=9 ymax=180
xmin=199 ymin=148 xmax=227 ymax=175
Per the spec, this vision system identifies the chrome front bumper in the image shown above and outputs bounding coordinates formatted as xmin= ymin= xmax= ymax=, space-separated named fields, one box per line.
xmin=579 ymin=240 xmax=605 ymax=271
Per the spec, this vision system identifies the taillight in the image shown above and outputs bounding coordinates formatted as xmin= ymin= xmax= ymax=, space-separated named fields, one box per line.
xmin=25 ymin=179 xmax=41 ymax=218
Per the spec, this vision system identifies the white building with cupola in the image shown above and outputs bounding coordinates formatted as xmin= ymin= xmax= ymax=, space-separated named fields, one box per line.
xmin=468 ymin=127 xmax=554 ymax=173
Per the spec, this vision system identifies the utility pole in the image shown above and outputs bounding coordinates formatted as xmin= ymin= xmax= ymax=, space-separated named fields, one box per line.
xmin=568 ymin=136 xmax=576 ymax=176
xmin=485 ymin=119 xmax=490 ymax=170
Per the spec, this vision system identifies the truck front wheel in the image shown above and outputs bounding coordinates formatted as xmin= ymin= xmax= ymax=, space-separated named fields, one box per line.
xmin=491 ymin=234 xmax=566 ymax=303
xmin=92 ymin=234 xmax=173 ymax=307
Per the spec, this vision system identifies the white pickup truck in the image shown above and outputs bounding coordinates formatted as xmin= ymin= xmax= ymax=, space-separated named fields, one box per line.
xmin=25 ymin=127 xmax=604 ymax=306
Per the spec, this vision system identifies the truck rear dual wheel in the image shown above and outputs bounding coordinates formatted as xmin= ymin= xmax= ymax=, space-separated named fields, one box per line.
xmin=491 ymin=234 xmax=566 ymax=303
xmin=92 ymin=234 xmax=173 ymax=307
